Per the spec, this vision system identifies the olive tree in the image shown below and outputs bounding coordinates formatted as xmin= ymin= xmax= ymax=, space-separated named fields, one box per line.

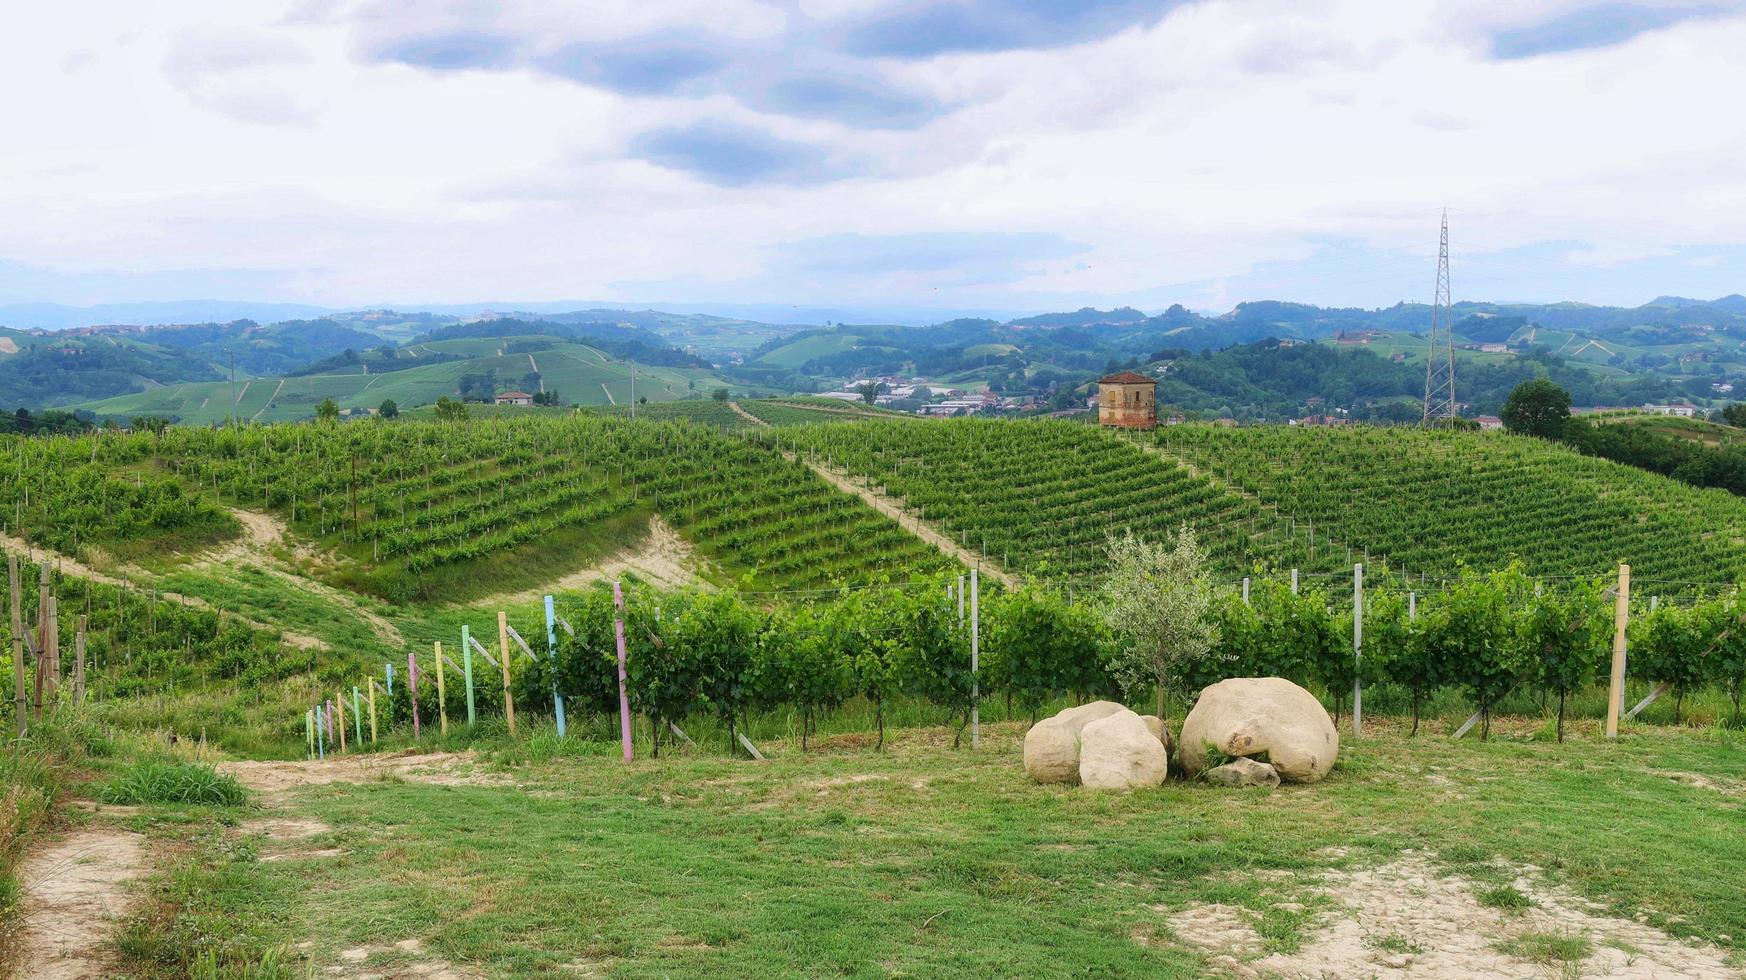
xmin=1100 ymin=526 xmax=1220 ymax=717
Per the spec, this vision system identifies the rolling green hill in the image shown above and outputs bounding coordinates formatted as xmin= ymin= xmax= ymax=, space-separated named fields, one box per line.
xmin=69 ymin=340 xmax=750 ymax=424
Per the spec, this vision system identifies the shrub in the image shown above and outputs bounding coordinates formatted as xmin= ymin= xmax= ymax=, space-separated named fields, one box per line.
xmin=99 ymin=760 xmax=249 ymax=807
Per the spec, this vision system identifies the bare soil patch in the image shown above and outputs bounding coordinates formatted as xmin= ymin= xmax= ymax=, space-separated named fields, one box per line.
xmin=797 ymin=460 xmax=1016 ymax=588
xmin=1160 ymin=853 xmax=1736 ymax=978
xmin=219 ymin=751 xmax=517 ymax=802
xmin=476 ymin=515 xmax=703 ymax=606
xmin=323 ymin=937 xmax=484 ymax=979
xmin=14 ymin=827 xmax=147 ymax=980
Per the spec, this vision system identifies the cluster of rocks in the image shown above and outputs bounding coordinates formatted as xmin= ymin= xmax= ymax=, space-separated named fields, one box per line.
xmin=1022 ymin=677 xmax=1339 ymax=790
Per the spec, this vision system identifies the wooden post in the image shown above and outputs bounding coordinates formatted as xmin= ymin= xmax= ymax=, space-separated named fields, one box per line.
xmin=967 ymin=568 xmax=980 ymax=749
xmin=44 ymin=595 xmax=58 ymax=704
xmin=1352 ymin=563 xmax=1363 ymax=739
xmin=305 ymin=709 xmax=314 ymax=760
xmin=613 ymin=581 xmax=633 ymax=761
xmin=545 ymin=596 xmax=566 ymax=738
xmin=434 ymin=641 xmax=448 ymax=736
xmin=1605 ymin=564 xmax=1631 ymax=739
xmin=73 ymin=617 xmax=86 ymax=705
xmin=367 ymin=678 xmax=378 ymax=743
xmin=11 ymin=638 xmax=23 ymax=737
xmin=498 ymin=611 xmax=515 ymax=736
xmin=461 ymin=625 xmax=476 ymax=726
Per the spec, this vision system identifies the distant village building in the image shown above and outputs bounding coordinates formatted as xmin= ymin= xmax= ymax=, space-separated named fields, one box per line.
xmin=1478 ymin=343 xmax=1510 ymax=354
xmin=1475 ymin=415 xmax=1504 ymax=430
xmin=1096 ymin=370 xmax=1158 ymax=429
xmin=494 ymin=391 xmax=534 ymax=406
xmin=1713 ymin=383 xmax=1734 ymax=394
xmin=1644 ymin=402 xmax=1699 ymax=417
xmin=817 ymin=391 xmax=866 ymax=403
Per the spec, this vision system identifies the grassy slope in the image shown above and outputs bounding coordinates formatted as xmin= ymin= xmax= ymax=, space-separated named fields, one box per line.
xmin=69 ymin=342 xmax=741 ymax=423
xmin=103 ymin=722 xmax=1746 ymax=978
xmin=751 ymin=333 xmax=864 ymax=369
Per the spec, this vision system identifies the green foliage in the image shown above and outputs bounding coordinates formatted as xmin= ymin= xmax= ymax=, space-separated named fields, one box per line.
xmin=1417 ymin=566 xmax=1529 ymax=738
xmin=377 ymin=398 xmax=399 ymax=419
xmin=315 ymin=398 xmax=340 ymax=422
xmin=99 ymin=759 xmax=249 ymax=806
xmin=1633 ymin=600 xmax=1713 ymax=722
xmin=667 ymin=591 xmax=763 ymax=748
xmin=433 ymin=395 xmax=467 ymax=421
xmin=1520 ymin=580 xmax=1608 ymax=739
xmin=1501 ymin=378 xmax=1572 ymax=438
xmin=985 ymin=583 xmax=1112 ymax=721
xmin=1101 ymin=527 xmax=1220 ymax=713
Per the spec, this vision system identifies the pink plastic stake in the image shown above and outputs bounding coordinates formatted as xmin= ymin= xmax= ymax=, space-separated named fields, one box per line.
xmin=325 ymin=699 xmax=335 ymax=741
xmin=408 ymin=650 xmax=422 ymax=740
xmin=613 ymin=581 xmax=633 ymax=761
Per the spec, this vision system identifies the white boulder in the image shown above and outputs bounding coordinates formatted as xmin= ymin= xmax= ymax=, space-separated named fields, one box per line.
xmin=1022 ymin=700 xmax=1127 ymax=784
xmin=1078 ymin=710 xmax=1168 ymax=790
xmin=1177 ymin=677 xmax=1339 ymax=783
xmin=1202 ymin=757 xmax=1281 ymax=789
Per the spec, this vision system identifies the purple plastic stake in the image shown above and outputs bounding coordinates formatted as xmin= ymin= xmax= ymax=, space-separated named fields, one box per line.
xmin=408 ymin=650 xmax=421 ymax=739
xmin=613 ymin=581 xmax=633 ymax=761
xmin=325 ymin=699 xmax=335 ymax=741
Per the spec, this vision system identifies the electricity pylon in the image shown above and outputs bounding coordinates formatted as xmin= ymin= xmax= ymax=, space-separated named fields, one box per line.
xmin=1423 ymin=210 xmax=1457 ymax=425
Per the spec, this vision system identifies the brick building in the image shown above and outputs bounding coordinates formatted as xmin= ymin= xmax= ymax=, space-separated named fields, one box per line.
xmin=1097 ymin=370 xmax=1157 ymax=429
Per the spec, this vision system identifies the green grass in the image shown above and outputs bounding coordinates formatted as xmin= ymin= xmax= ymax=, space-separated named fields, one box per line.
xmin=99 ymin=759 xmax=250 ymax=806
xmin=1494 ymin=930 xmax=1594 ymax=964
xmin=142 ymin=723 xmax=1746 ymax=978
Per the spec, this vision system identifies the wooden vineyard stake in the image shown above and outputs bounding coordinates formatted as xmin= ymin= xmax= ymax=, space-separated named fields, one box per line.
xmin=545 ymin=596 xmax=566 ymax=738
xmin=367 ymin=679 xmax=378 ymax=743
xmin=74 ymin=617 xmax=86 ymax=706
xmin=1605 ymin=564 xmax=1631 ymax=739
xmin=498 ymin=611 xmax=516 ymax=736
xmin=408 ymin=650 xmax=421 ymax=740
xmin=336 ymin=691 xmax=346 ymax=752
xmin=434 ymin=641 xmax=448 ymax=736
xmin=11 ymin=638 xmax=23 ymax=738
xmin=351 ymin=686 xmax=362 ymax=746
xmin=461 ymin=625 xmax=476 ymax=726
xmin=44 ymin=595 xmax=58 ymax=704
xmin=613 ymin=581 xmax=633 ymax=761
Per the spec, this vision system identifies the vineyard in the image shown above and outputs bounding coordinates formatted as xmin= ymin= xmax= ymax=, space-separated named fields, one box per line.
xmin=1149 ymin=424 xmax=1746 ymax=588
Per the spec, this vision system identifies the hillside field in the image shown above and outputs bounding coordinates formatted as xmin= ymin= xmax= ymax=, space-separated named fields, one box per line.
xmin=5 ymin=413 xmax=1746 ymax=978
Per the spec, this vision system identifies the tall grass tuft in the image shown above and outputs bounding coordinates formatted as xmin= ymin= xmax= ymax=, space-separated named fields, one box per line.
xmin=98 ymin=759 xmax=249 ymax=807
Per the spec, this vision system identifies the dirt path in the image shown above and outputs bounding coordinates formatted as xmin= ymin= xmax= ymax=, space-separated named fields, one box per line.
xmin=600 ymin=383 xmax=616 ymax=405
xmin=469 ymin=516 xmax=703 ymax=609
xmin=726 ymin=401 xmax=766 ymax=427
xmin=797 ymin=459 xmax=1017 ymax=589
xmin=14 ymin=827 xmax=147 ymax=979
xmin=220 ymin=751 xmax=516 ymax=803
xmin=204 ymin=508 xmax=404 ymax=648
xmin=251 ymin=379 xmax=284 ymax=421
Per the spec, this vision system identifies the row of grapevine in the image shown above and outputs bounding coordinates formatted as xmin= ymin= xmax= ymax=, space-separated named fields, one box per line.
xmin=766 ymin=419 xmax=1353 ymax=580
xmin=1152 ymin=423 xmax=1746 ymax=585
xmin=377 ymin=568 xmax=1746 ymax=753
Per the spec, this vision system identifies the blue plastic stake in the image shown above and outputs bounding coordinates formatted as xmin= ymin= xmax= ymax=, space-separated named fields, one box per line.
xmin=461 ymin=624 xmax=476 ymax=725
xmin=545 ymin=595 xmax=566 ymax=738
xmin=316 ymin=704 xmax=326 ymax=759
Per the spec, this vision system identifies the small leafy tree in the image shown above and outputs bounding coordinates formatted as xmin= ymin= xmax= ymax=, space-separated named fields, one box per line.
xmin=1501 ymin=378 xmax=1571 ymax=439
xmin=1520 ymin=580 xmax=1607 ymax=741
xmin=315 ymin=398 xmax=341 ymax=422
xmin=711 ymin=387 xmax=730 ymax=402
xmin=1101 ymin=526 xmax=1220 ymax=717
xmin=858 ymin=382 xmax=879 ymax=405
xmin=434 ymin=396 xmax=468 ymax=422
xmin=378 ymin=398 xmax=399 ymax=419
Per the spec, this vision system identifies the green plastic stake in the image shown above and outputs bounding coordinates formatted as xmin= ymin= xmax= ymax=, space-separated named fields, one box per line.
xmin=352 ymin=686 xmax=362 ymax=746
xmin=461 ymin=624 xmax=476 ymax=725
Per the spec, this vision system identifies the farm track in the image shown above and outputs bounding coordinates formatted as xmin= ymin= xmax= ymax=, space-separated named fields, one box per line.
xmin=726 ymin=401 xmax=766 ymax=427
xmin=795 ymin=457 xmax=1018 ymax=589
xmin=14 ymin=825 xmax=147 ymax=979
xmin=0 ymin=529 xmax=327 ymax=649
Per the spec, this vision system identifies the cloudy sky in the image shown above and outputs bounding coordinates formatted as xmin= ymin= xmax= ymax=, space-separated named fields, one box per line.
xmin=3 ymin=0 xmax=1744 ymax=319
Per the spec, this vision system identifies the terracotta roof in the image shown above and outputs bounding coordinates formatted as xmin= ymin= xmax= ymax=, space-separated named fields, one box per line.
xmin=1098 ymin=370 xmax=1155 ymax=385
xmin=496 ymin=391 xmax=533 ymax=399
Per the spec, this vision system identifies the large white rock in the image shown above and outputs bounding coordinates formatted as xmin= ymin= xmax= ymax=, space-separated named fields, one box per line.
xmin=1202 ymin=757 xmax=1280 ymax=789
xmin=1177 ymin=677 xmax=1339 ymax=783
xmin=1078 ymin=710 xmax=1168 ymax=790
xmin=1139 ymin=714 xmax=1174 ymax=756
xmin=1022 ymin=700 xmax=1127 ymax=784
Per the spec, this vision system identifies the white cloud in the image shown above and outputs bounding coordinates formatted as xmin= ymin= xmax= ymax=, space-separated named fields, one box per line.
xmin=0 ymin=0 xmax=1742 ymax=312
